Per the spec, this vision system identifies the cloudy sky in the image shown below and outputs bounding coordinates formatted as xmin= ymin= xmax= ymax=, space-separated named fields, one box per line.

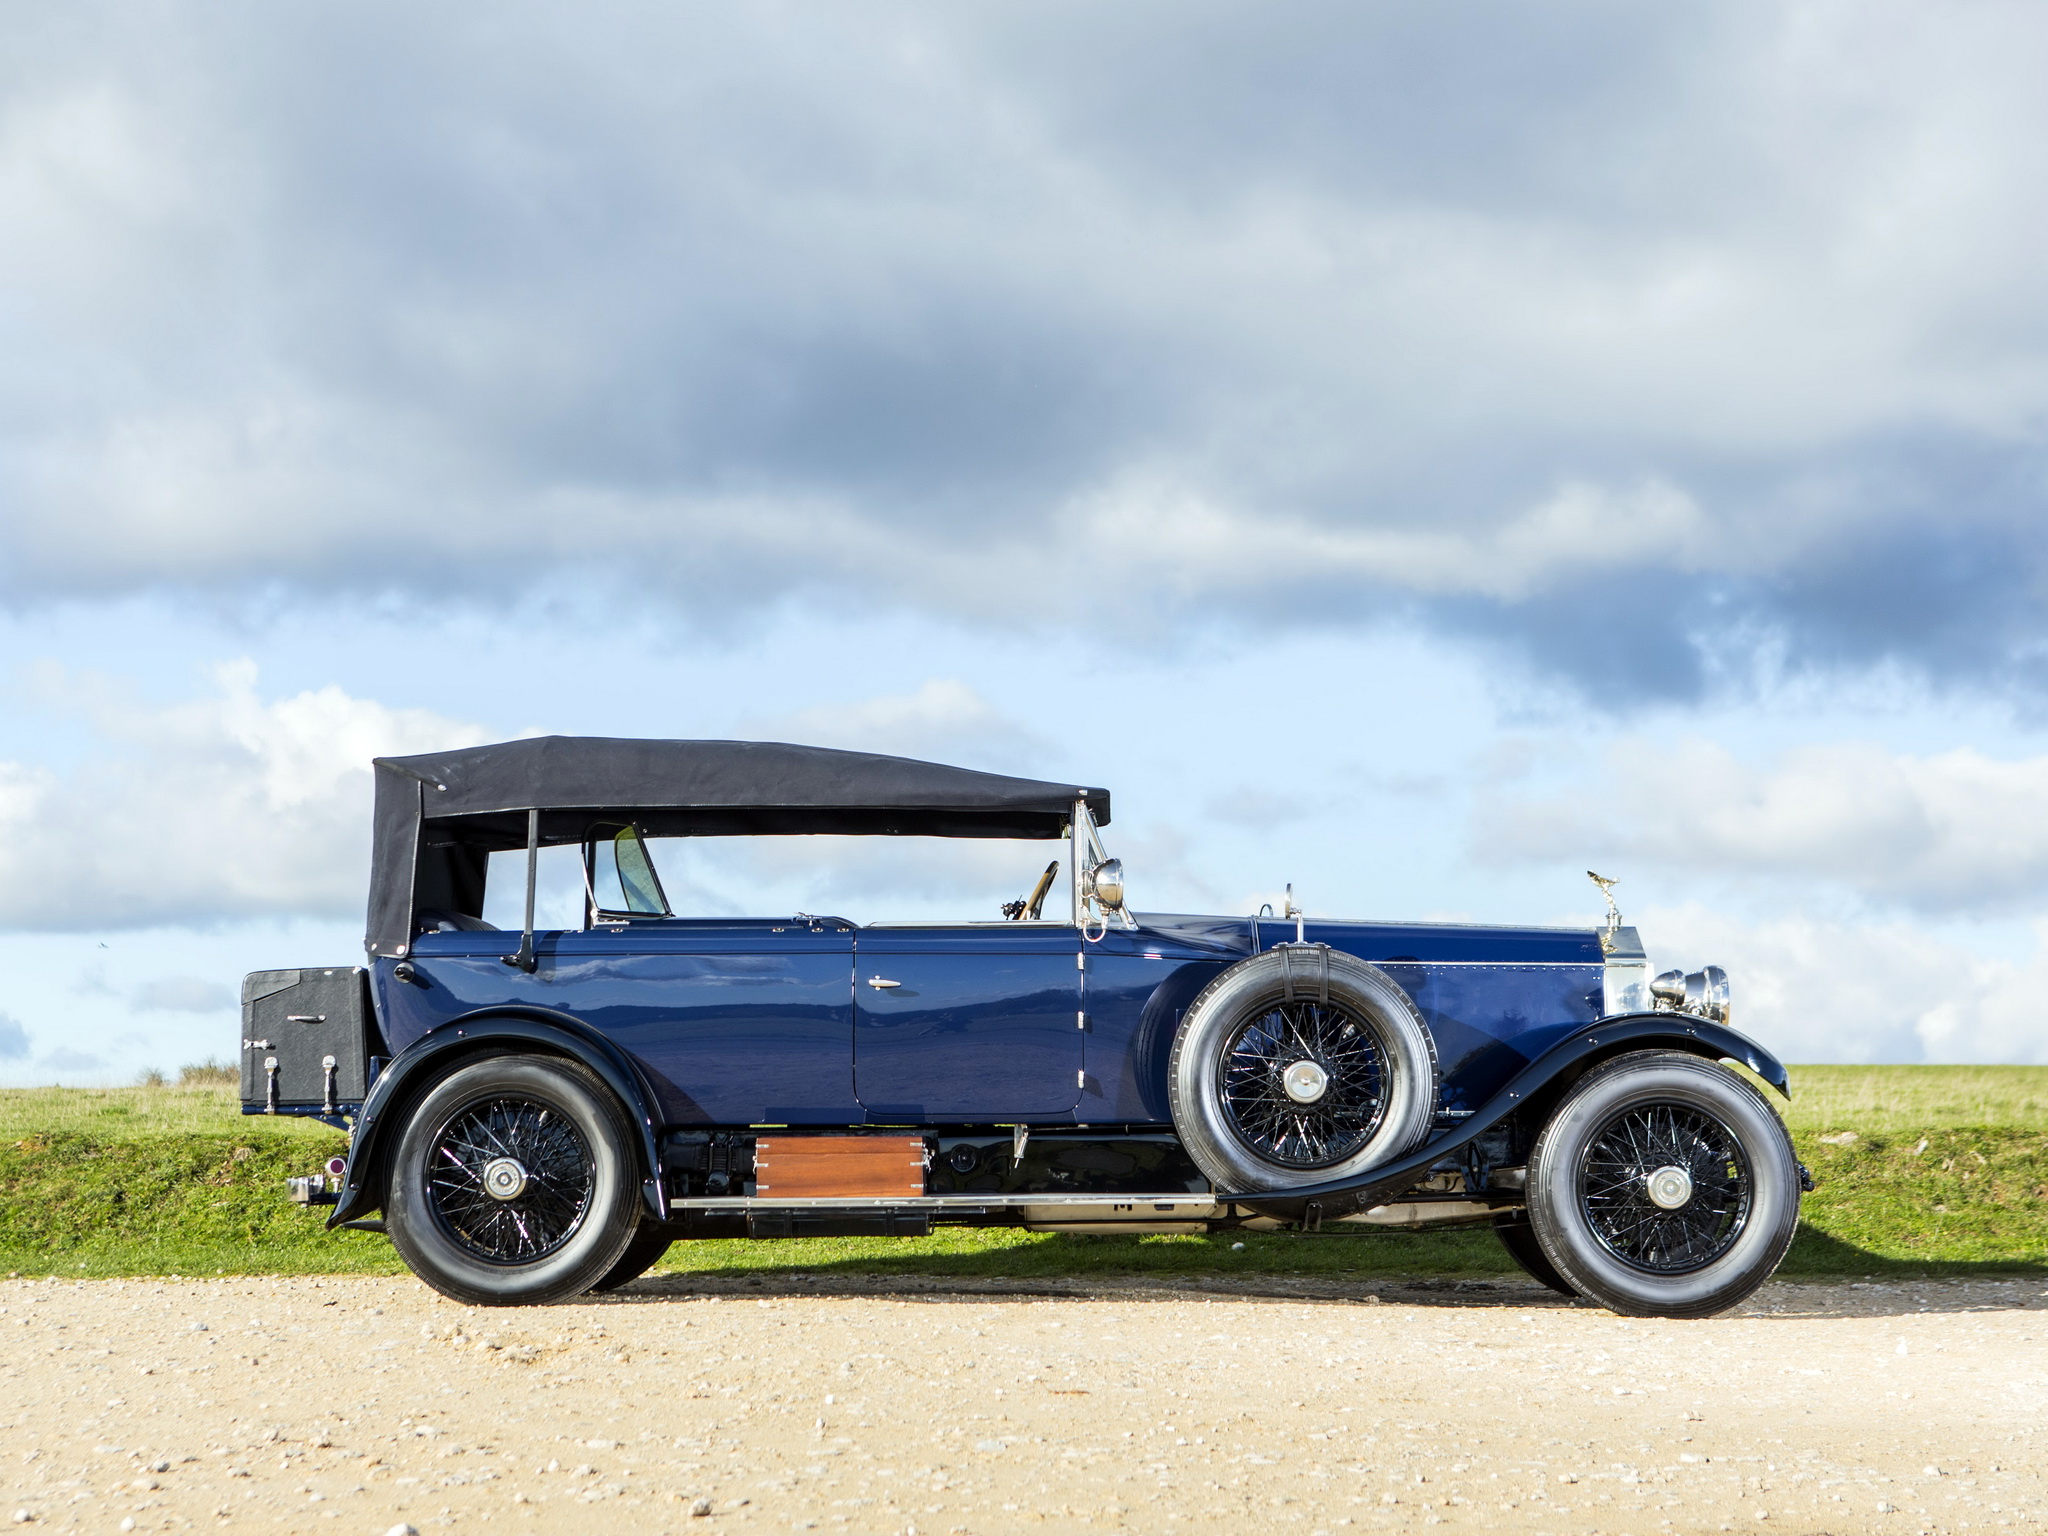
xmin=4 ymin=0 xmax=2048 ymax=1080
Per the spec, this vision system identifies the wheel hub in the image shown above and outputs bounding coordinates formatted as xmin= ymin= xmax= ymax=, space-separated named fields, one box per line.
xmin=1580 ymin=1102 xmax=1749 ymax=1275
xmin=1220 ymin=1000 xmax=1387 ymax=1170
xmin=481 ymin=1156 xmax=530 ymax=1202
xmin=1282 ymin=1059 xmax=1329 ymax=1104
xmin=1645 ymin=1164 xmax=1694 ymax=1210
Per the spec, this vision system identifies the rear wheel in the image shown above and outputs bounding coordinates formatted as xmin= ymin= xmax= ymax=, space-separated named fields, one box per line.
xmin=1527 ymin=1050 xmax=1800 ymax=1319
xmin=387 ymin=1055 xmax=643 ymax=1306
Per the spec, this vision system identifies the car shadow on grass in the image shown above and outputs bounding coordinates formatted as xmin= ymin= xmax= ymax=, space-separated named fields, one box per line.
xmin=1778 ymin=1224 xmax=2048 ymax=1284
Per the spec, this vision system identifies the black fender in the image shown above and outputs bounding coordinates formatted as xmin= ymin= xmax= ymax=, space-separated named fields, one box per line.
xmin=327 ymin=1011 xmax=668 ymax=1230
xmin=1225 ymin=1013 xmax=1789 ymax=1224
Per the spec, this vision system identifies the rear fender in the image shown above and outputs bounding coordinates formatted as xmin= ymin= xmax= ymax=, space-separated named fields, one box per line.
xmin=326 ymin=1011 xmax=666 ymax=1229
xmin=1229 ymin=1014 xmax=1788 ymax=1224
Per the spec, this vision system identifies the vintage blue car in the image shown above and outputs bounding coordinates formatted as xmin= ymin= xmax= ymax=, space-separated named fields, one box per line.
xmin=243 ymin=736 xmax=1807 ymax=1317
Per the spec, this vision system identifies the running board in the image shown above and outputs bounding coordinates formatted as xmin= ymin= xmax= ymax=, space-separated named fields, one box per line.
xmin=669 ymin=1193 xmax=1223 ymax=1214
xmin=665 ymin=1191 xmax=1520 ymax=1226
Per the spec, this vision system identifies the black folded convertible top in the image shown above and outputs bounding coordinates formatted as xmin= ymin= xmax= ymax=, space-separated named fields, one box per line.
xmin=367 ymin=736 xmax=1110 ymax=956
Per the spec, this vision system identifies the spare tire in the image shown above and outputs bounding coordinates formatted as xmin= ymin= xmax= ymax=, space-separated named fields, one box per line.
xmin=1168 ymin=945 xmax=1437 ymax=1192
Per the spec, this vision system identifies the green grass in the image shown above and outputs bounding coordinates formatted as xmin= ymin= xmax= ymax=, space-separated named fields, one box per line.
xmin=1781 ymin=1064 xmax=2048 ymax=1134
xmin=0 ymin=1130 xmax=395 ymax=1279
xmin=1787 ymin=1125 xmax=2048 ymax=1273
xmin=0 ymin=1070 xmax=2042 ymax=1284
xmin=0 ymin=1083 xmax=335 ymax=1141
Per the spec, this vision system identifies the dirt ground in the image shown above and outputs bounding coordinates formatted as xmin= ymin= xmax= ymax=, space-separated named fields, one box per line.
xmin=1 ymin=1271 xmax=2043 ymax=1536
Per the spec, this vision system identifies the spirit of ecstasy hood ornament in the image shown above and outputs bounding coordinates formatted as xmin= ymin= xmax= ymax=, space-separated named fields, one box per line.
xmin=1587 ymin=870 xmax=1623 ymax=948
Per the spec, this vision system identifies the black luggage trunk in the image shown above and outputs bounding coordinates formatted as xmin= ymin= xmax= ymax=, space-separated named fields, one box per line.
xmin=239 ymin=968 xmax=381 ymax=1114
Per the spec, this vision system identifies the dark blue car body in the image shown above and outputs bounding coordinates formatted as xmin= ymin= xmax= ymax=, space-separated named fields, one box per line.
xmin=384 ymin=914 xmax=1609 ymax=1132
xmin=253 ymin=738 xmax=1788 ymax=1263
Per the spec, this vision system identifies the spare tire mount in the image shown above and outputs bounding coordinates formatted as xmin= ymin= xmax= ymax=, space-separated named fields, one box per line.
xmin=1167 ymin=944 xmax=1438 ymax=1195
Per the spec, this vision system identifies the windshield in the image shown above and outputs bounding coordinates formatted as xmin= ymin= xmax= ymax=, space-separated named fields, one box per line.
xmin=479 ymin=832 xmax=1098 ymax=928
xmin=588 ymin=825 xmax=672 ymax=919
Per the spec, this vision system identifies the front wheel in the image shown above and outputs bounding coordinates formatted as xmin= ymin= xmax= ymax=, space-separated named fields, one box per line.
xmin=387 ymin=1054 xmax=644 ymax=1306
xmin=1527 ymin=1050 xmax=1801 ymax=1319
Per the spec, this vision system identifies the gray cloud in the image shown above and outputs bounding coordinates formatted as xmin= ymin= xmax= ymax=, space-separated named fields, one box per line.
xmin=1635 ymin=904 xmax=2048 ymax=1066
xmin=133 ymin=977 xmax=235 ymax=1013
xmin=39 ymin=1049 xmax=104 ymax=1073
xmin=0 ymin=661 xmax=477 ymax=931
xmin=748 ymin=680 xmax=1048 ymax=776
xmin=1204 ymin=789 xmax=1309 ymax=832
xmin=4 ymin=2 xmax=2048 ymax=701
xmin=1477 ymin=735 xmax=2048 ymax=917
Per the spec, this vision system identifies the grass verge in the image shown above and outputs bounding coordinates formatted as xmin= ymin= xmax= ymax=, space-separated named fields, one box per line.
xmin=0 ymin=1084 xmax=335 ymax=1141
xmin=1 ymin=1121 xmax=2040 ymax=1285
xmin=1780 ymin=1065 xmax=2048 ymax=1135
xmin=0 ymin=1131 xmax=394 ymax=1280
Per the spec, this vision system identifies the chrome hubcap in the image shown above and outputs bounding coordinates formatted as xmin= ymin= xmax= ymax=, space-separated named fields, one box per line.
xmin=1282 ymin=1060 xmax=1329 ymax=1104
xmin=481 ymin=1157 xmax=530 ymax=1202
xmin=1645 ymin=1164 xmax=1694 ymax=1210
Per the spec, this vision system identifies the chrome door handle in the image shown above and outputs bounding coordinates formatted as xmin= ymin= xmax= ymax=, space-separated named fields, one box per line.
xmin=865 ymin=976 xmax=901 ymax=989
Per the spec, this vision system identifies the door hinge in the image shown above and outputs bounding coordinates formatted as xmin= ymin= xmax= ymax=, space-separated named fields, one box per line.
xmin=1076 ymin=1010 xmax=1090 ymax=1031
xmin=1077 ymin=1068 xmax=1086 ymax=1089
xmin=1076 ymin=952 xmax=1088 ymax=971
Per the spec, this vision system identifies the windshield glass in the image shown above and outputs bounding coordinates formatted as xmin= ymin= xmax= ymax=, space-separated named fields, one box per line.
xmin=650 ymin=835 xmax=1076 ymax=925
xmin=590 ymin=825 xmax=671 ymax=918
xmin=480 ymin=833 xmax=1091 ymax=928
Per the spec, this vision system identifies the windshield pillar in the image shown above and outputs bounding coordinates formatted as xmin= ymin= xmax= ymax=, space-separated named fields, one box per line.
xmin=1069 ymin=798 xmax=1086 ymax=927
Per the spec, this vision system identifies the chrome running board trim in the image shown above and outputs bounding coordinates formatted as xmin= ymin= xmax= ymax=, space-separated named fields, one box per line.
xmin=670 ymin=1193 xmax=1220 ymax=1213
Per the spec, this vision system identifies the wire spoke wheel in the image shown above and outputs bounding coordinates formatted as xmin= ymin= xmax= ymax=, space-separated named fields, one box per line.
xmin=1577 ymin=1100 xmax=1750 ymax=1274
xmin=1217 ymin=1000 xmax=1388 ymax=1169
xmin=425 ymin=1095 xmax=594 ymax=1265
xmin=1528 ymin=1052 xmax=1801 ymax=1319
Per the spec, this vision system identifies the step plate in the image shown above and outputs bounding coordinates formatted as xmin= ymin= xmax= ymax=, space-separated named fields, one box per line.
xmin=752 ymin=1135 xmax=926 ymax=1199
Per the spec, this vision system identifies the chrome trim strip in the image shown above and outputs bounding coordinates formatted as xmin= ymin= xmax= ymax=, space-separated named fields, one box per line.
xmin=669 ymin=1193 xmax=1219 ymax=1212
xmin=1396 ymin=961 xmax=1599 ymax=970
xmin=862 ymin=921 xmax=1076 ymax=929
xmin=1150 ymin=914 xmax=1606 ymax=935
xmin=1343 ymin=1198 xmax=1509 ymax=1225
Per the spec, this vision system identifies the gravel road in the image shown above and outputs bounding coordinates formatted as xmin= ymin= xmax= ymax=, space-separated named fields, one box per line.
xmin=2 ymin=1271 xmax=2043 ymax=1535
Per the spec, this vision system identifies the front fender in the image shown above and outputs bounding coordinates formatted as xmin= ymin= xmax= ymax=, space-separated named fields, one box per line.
xmin=1228 ymin=1013 xmax=1788 ymax=1224
xmin=327 ymin=1011 xmax=667 ymax=1229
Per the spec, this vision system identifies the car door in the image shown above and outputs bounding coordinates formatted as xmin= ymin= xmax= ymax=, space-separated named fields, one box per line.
xmin=547 ymin=917 xmax=859 ymax=1125
xmin=853 ymin=924 xmax=1083 ymax=1120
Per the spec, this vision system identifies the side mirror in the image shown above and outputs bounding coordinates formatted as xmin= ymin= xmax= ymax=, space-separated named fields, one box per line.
xmin=1084 ymin=858 xmax=1124 ymax=912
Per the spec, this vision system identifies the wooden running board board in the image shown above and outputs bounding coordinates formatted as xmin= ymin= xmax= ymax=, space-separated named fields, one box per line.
xmin=752 ymin=1135 xmax=926 ymax=1199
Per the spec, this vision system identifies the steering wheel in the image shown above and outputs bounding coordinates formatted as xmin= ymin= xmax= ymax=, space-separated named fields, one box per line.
xmin=1006 ymin=860 xmax=1060 ymax=921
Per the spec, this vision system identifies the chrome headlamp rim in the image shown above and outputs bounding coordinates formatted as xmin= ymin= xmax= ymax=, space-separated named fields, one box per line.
xmin=1651 ymin=964 xmax=1731 ymax=1026
xmin=1083 ymin=857 xmax=1125 ymax=912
